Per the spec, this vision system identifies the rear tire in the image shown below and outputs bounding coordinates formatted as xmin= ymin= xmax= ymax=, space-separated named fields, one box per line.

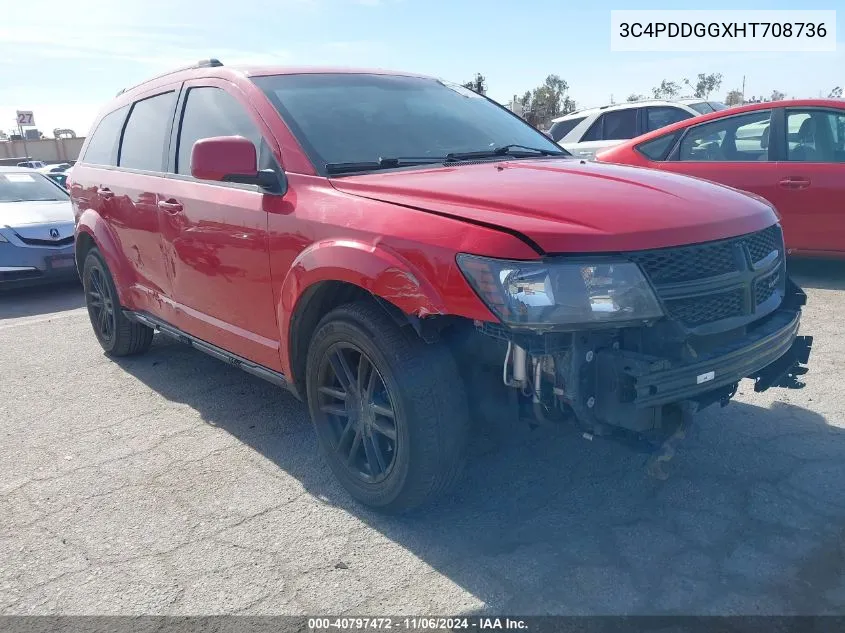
xmin=306 ymin=301 xmax=469 ymax=513
xmin=83 ymin=248 xmax=153 ymax=356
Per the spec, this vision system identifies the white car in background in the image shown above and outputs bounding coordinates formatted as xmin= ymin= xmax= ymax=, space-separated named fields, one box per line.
xmin=678 ymin=98 xmax=729 ymax=114
xmin=548 ymin=100 xmax=704 ymax=159
xmin=37 ymin=163 xmax=72 ymax=174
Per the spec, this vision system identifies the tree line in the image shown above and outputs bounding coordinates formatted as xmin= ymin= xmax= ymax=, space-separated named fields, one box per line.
xmin=463 ymin=73 xmax=575 ymax=128
xmin=462 ymin=72 xmax=843 ymax=129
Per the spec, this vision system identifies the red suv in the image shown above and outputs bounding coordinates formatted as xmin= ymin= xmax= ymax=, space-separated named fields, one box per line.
xmin=68 ymin=60 xmax=813 ymax=512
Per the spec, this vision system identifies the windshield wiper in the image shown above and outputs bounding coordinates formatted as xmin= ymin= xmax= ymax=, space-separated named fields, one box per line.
xmin=325 ymin=156 xmax=445 ymax=175
xmin=325 ymin=145 xmax=568 ymax=174
xmin=445 ymin=144 xmax=567 ymax=162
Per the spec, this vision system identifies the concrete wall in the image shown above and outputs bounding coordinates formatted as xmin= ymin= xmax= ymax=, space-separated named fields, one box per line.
xmin=0 ymin=138 xmax=85 ymax=164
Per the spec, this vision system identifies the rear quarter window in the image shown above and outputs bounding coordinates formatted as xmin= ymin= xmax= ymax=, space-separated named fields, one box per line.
xmin=636 ymin=131 xmax=681 ymax=161
xmin=81 ymin=106 xmax=129 ymax=166
xmin=548 ymin=116 xmax=585 ymax=142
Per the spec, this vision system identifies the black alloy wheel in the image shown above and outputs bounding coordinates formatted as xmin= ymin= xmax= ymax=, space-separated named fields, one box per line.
xmin=305 ymin=301 xmax=469 ymax=512
xmin=315 ymin=342 xmax=398 ymax=483
xmin=86 ymin=260 xmax=116 ymax=343
xmin=82 ymin=248 xmax=154 ymax=356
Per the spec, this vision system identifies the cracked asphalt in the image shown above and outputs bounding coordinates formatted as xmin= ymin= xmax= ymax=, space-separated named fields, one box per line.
xmin=1 ymin=259 xmax=845 ymax=616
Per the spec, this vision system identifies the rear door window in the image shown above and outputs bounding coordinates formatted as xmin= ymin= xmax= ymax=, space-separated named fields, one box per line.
xmin=580 ymin=116 xmax=603 ymax=142
xmin=785 ymin=109 xmax=845 ymax=162
xmin=82 ymin=106 xmax=129 ymax=166
xmin=548 ymin=116 xmax=585 ymax=142
xmin=583 ymin=109 xmax=638 ymax=142
xmin=644 ymin=106 xmax=693 ymax=132
xmin=119 ymin=92 xmax=177 ymax=172
xmin=602 ymin=109 xmax=638 ymax=140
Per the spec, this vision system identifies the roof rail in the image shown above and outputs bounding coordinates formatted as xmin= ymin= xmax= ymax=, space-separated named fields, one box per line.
xmin=115 ymin=58 xmax=224 ymax=97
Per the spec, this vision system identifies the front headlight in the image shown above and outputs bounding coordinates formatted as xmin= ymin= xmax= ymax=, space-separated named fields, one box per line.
xmin=0 ymin=232 xmax=8 ymax=243
xmin=457 ymin=254 xmax=664 ymax=330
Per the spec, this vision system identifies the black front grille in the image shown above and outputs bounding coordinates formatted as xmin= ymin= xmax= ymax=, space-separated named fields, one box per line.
xmin=629 ymin=224 xmax=782 ymax=284
xmin=664 ymin=289 xmax=744 ymax=326
xmin=18 ymin=235 xmax=74 ymax=247
xmin=629 ymin=225 xmax=785 ymax=330
xmin=755 ymin=269 xmax=781 ymax=305
xmin=629 ymin=241 xmax=736 ymax=284
xmin=746 ymin=225 xmax=782 ymax=264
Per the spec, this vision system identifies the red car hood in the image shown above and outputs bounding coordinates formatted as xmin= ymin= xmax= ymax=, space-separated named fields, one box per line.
xmin=330 ymin=159 xmax=777 ymax=254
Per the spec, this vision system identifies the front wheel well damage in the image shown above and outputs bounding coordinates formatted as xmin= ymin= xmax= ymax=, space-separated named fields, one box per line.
xmin=288 ymin=281 xmax=451 ymax=399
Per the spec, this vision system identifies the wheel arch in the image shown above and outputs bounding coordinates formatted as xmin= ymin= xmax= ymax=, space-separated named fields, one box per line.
xmin=75 ymin=209 xmax=135 ymax=305
xmin=279 ymin=240 xmax=449 ymax=397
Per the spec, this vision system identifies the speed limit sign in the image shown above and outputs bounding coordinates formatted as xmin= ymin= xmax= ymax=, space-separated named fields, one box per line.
xmin=16 ymin=111 xmax=35 ymax=126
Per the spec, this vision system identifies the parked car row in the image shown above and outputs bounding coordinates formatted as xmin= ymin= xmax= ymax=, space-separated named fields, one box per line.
xmin=56 ymin=60 xmax=814 ymax=512
xmin=594 ymin=99 xmax=845 ymax=258
xmin=548 ymin=98 xmax=727 ymax=159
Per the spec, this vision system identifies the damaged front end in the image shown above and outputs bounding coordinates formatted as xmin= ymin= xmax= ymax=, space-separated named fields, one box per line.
xmin=454 ymin=224 xmax=813 ymax=449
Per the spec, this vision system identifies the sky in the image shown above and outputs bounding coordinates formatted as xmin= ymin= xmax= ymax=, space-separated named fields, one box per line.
xmin=1 ymin=0 xmax=842 ymax=137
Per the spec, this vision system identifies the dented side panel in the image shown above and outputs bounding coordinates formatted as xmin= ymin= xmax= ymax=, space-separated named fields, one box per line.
xmin=270 ymin=173 xmax=539 ymax=377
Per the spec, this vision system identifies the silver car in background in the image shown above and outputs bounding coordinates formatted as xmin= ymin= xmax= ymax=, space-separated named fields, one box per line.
xmin=0 ymin=167 xmax=77 ymax=289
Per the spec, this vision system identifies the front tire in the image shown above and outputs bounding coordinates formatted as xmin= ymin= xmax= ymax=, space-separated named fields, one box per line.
xmin=83 ymin=248 xmax=153 ymax=356
xmin=306 ymin=301 xmax=469 ymax=513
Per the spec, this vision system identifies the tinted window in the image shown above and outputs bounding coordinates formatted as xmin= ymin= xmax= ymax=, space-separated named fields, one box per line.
xmin=0 ymin=171 xmax=68 ymax=202
xmin=253 ymin=74 xmax=565 ymax=171
xmin=785 ymin=109 xmax=845 ymax=162
xmin=176 ymin=87 xmax=262 ymax=174
xmin=119 ymin=92 xmax=177 ymax=171
xmin=686 ymin=102 xmax=714 ymax=115
xmin=82 ymin=106 xmax=128 ymax=166
xmin=599 ymin=109 xmax=638 ymax=140
xmin=548 ymin=116 xmax=585 ymax=142
xmin=708 ymin=102 xmax=728 ymax=112
xmin=47 ymin=173 xmax=68 ymax=189
xmin=580 ymin=117 xmax=603 ymax=142
xmin=645 ymin=107 xmax=692 ymax=132
xmin=679 ymin=110 xmax=772 ymax=162
xmin=636 ymin=132 xmax=681 ymax=161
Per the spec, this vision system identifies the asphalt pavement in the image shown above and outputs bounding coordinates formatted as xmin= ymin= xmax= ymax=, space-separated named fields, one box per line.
xmin=1 ymin=261 xmax=844 ymax=615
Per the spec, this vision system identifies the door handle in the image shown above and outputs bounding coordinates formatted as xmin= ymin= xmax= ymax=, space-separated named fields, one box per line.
xmin=157 ymin=199 xmax=183 ymax=214
xmin=778 ymin=177 xmax=811 ymax=190
xmin=96 ymin=187 xmax=114 ymax=199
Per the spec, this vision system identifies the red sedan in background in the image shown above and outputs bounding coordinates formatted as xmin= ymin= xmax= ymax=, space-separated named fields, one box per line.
xmin=595 ymin=99 xmax=845 ymax=258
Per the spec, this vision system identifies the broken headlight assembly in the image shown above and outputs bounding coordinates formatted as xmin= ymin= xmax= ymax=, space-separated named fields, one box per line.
xmin=457 ymin=254 xmax=664 ymax=330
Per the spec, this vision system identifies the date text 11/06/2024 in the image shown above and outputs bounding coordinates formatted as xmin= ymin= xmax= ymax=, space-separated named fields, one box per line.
xmin=308 ymin=617 xmax=528 ymax=631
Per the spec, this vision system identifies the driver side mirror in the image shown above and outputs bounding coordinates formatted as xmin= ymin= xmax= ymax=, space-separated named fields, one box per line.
xmin=191 ymin=136 xmax=285 ymax=194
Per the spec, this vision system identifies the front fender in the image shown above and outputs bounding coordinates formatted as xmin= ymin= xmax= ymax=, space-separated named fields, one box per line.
xmin=277 ymin=239 xmax=447 ymax=373
xmin=75 ymin=208 xmax=135 ymax=305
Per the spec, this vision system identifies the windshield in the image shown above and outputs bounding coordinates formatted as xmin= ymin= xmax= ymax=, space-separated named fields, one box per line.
xmin=253 ymin=73 xmax=567 ymax=173
xmin=0 ymin=171 xmax=69 ymax=202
